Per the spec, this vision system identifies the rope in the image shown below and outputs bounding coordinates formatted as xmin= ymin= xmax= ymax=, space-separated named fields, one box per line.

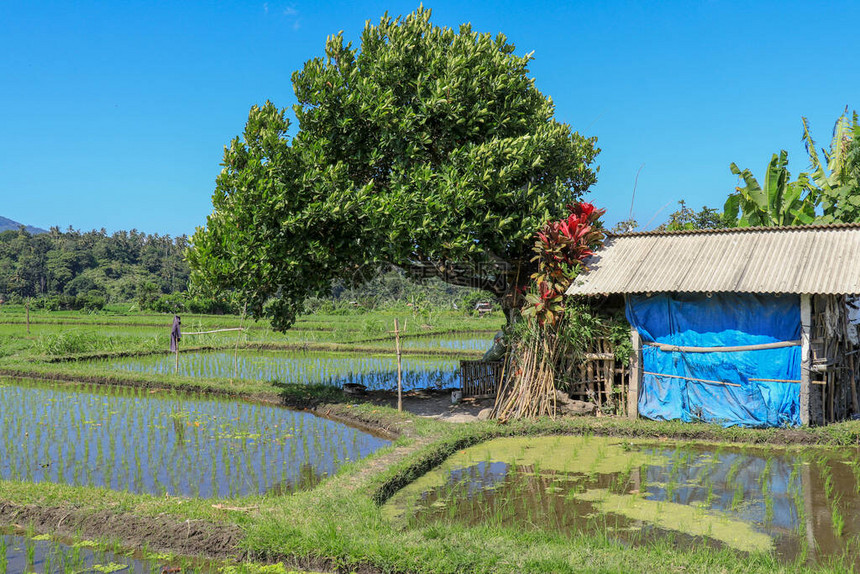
xmin=749 ymin=377 xmax=801 ymax=384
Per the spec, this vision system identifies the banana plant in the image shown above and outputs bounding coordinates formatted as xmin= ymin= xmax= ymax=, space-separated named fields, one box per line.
xmin=725 ymin=150 xmax=818 ymax=227
xmin=802 ymin=109 xmax=860 ymax=223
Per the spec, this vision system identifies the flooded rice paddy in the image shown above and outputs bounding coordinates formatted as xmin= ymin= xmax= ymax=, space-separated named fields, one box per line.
xmin=0 ymin=532 xmax=180 ymax=574
xmin=385 ymin=435 xmax=860 ymax=566
xmin=105 ymin=350 xmax=461 ymax=391
xmin=0 ymin=378 xmax=390 ymax=498
xmin=360 ymin=335 xmax=493 ymax=353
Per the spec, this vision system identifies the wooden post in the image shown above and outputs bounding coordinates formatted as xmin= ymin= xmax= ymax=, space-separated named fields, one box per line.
xmin=174 ymin=347 xmax=179 ymax=373
xmin=234 ymin=303 xmax=247 ymax=380
xmin=628 ymin=326 xmax=642 ymax=419
xmin=394 ymin=318 xmax=403 ymax=412
xmin=800 ymin=294 xmax=812 ymax=425
xmin=25 ymin=298 xmax=30 ymax=335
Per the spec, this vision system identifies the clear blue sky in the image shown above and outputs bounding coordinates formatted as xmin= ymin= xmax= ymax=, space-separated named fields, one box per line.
xmin=1 ymin=1 xmax=858 ymax=237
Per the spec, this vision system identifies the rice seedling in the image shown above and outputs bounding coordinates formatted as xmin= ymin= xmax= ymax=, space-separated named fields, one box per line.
xmin=832 ymin=497 xmax=846 ymax=538
xmin=101 ymin=349 xmax=461 ymax=391
xmin=0 ymin=377 xmax=390 ymax=497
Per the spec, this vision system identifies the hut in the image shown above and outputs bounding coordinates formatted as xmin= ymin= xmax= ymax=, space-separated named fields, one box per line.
xmin=565 ymin=223 xmax=860 ymax=427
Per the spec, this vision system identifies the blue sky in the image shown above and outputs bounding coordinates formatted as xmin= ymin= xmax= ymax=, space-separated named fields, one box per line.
xmin=1 ymin=1 xmax=858 ymax=236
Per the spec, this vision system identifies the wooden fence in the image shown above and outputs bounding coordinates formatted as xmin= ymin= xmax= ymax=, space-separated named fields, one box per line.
xmin=460 ymin=360 xmax=504 ymax=398
xmin=561 ymin=337 xmax=629 ymax=414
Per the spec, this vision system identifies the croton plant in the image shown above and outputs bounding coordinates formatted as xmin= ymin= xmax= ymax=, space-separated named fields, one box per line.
xmin=521 ymin=202 xmax=605 ymax=326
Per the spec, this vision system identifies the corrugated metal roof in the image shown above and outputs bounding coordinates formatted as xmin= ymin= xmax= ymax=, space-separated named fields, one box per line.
xmin=566 ymin=224 xmax=860 ymax=296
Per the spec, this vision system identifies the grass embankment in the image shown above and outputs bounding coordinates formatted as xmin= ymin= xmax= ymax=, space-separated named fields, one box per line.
xmin=4 ymin=385 xmax=860 ymax=573
xmin=1 ymin=308 xmax=859 ymax=572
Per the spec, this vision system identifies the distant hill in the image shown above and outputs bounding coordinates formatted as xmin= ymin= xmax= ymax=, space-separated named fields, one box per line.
xmin=0 ymin=216 xmax=47 ymax=235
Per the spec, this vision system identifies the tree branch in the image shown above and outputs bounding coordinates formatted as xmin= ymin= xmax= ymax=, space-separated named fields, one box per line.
xmin=401 ymin=257 xmax=512 ymax=297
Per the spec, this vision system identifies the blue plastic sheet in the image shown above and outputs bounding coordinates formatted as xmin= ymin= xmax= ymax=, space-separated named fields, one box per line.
xmin=626 ymin=293 xmax=801 ymax=427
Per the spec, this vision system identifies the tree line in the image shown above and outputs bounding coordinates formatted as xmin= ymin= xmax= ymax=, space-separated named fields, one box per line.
xmin=0 ymin=225 xmax=490 ymax=315
xmin=0 ymin=227 xmax=190 ymax=310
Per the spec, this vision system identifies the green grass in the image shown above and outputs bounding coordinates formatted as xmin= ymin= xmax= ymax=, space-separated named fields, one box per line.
xmin=2 ymin=307 xmax=860 ymax=572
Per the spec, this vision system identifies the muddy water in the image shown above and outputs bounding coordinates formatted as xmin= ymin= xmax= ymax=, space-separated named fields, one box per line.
xmin=104 ymin=350 xmax=460 ymax=391
xmin=385 ymin=436 xmax=860 ymax=565
xmin=0 ymin=378 xmax=390 ymax=498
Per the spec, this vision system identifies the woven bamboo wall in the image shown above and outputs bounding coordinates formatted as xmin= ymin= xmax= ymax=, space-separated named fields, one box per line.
xmin=460 ymin=360 xmax=503 ymax=398
xmin=810 ymin=294 xmax=860 ymax=425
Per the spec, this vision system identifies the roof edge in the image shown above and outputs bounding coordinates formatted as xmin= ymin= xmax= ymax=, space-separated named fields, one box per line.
xmin=609 ymin=222 xmax=860 ymax=238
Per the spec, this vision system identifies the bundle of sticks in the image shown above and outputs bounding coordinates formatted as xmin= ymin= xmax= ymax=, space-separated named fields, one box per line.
xmin=491 ymin=327 xmax=561 ymax=421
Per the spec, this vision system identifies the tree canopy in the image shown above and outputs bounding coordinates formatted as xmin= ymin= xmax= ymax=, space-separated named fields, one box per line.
xmin=189 ymin=8 xmax=599 ymax=331
xmin=0 ymin=227 xmax=188 ymax=308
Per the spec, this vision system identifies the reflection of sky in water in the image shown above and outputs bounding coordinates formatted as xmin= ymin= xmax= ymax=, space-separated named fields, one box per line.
xmin=106 ymin=351 xmax=460 ymax=391
xmin=426 ymin=445 xmax=807 ymax=537
xmin=422 ymin=461 xmax=510 ymax=501
xmin=403 ymin=439 xmax=860 ymax=565
xmin=0 ymin=533 xmax=164 ymax=573
xmin=0 ymin=380 xmax=390 ymax=497
xmin=401 ymin=338 xmax=493 ymax=352
xmin=642 ymin=448 xmax=800 ymax=532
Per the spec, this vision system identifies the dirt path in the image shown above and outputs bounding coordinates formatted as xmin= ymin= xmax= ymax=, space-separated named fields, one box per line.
xmin=365 ymin=389 xmax=494 ymax=423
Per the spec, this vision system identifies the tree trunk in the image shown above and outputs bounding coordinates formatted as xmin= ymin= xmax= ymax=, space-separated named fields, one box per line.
xmin=498 ymin=262 xmax=529 ymax=326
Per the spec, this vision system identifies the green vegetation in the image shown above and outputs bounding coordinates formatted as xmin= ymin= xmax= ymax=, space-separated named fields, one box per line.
xmin=4 ymin=305 xmax=860 ymax=572
xmin=0 ymin=227 xmax=188 ymax=306
xmin=189 ymin=7 xmax=599 ymax=331
xmin=0 ymin=225 xmax=493 ymax=318
xmin=0 ymin=378 xmax=389 ymax=497
xmin=725 ymin=109 xmax=860 ymax=227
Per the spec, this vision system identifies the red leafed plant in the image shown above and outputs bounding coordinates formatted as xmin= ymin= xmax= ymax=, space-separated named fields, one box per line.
xmin=522 ymin=202 xmax=605 ymax=325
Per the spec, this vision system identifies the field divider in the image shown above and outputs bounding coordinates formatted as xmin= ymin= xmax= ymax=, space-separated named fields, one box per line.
xmin=37 ymin=341 xmax=483 ymax=364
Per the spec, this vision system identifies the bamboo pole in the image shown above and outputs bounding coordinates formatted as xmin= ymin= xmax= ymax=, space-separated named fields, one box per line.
xmin=629 ymin=327 xmax=642 ymax=419
xmin=644 ymin=340 xmax=801 ymax=353
xmin=394 ymin=318 xmax=403 ymax=412
xmin=183 ymin=328 xmax=246 ymax=335
xmin=25 ymin=298 xmax=30 ymax=335
xmin=233 ymin=303 xmax=247 ymax=380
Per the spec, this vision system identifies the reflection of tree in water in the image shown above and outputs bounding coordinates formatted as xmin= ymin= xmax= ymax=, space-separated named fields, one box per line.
xmin=411 ymin=462 xmax=623 ymax=533
xmin=269 ymin=462 xmax=324 ymax=495
xmin=407 ymin=445 xmax=860 ymax=568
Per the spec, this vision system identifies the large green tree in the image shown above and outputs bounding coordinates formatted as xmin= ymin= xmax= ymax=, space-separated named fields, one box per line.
xmin=188 ymin=8 xmax=599 ymax=331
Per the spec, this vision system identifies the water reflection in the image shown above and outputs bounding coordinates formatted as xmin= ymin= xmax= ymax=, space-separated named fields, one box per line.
xmin=386 ymin=436 xmax=860 ymax=565
xmin=105 ymin=350 xmax=461 ymax=391
xmin=0 ymin=378 xmax=390 ymax=498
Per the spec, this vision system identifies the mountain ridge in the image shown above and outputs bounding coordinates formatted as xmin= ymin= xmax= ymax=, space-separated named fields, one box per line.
xmin=0 ymin=216 xmax=48 ymax=235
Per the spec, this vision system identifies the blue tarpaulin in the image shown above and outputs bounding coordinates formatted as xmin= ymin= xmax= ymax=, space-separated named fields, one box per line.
xmin=626 ymin=293 xmax=801 ymax=427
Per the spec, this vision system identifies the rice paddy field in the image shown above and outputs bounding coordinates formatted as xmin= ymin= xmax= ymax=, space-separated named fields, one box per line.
xmin=0 ymin=532 xmax=188 ymax=574
xmin=2 ymin=303 xmax=860 ymax=573
xmin=102 ymin=351 xmax=460 ymax=391
xmin=0 ymin=378 xmax=389 ymax=497
xmin=385 ymin=435 xmax=860 ymax=567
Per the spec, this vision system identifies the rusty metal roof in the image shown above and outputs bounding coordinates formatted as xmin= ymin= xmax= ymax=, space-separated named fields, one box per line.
xmin=566 ymin=223 xmax=860 ymax=296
